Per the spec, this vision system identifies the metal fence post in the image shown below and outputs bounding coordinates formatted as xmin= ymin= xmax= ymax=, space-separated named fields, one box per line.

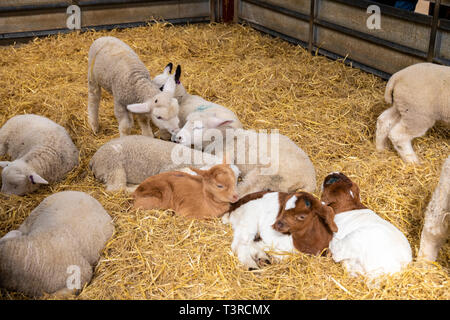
xmin=308 ymin=0 xmax=316 ymax=53
xmin=427 ymin=0 xmax=441 ymax=61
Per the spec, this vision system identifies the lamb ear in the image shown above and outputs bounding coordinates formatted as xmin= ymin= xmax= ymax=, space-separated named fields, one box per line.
xmin=29 ymin=173 xmax=48 ymax=185
xmin=164 ymin=62 xmax=173 ymax=74
xmin=163 ymin=76 xmax=176 ymax=95
xmin=318 ymin=205 xmax=338 ymax=233
xmin=207 ymin=117 xmax=234 ymax=128
xmin=174 ymin=65 xmax=181 ymax=84
xmin=127 ymin=102 xmax=151 ymax=114
xmin=0 ymin=161 xmax=11 ymax=168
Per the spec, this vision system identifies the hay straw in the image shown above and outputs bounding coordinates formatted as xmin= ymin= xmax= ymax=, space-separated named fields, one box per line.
xmin=0 ymin=22 xmax=448 ymax=300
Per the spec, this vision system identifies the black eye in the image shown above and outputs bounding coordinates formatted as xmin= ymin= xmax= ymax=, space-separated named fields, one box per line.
xmin=159 ymin=86 xmax=164 ymax=91
xmin=156 ymin=116 xmax=163 ymax=120
xmin=216 ymin=184 xmax=224 ymax=189
xmin=304 ymin=199 xmax=311 ymax=208
xmin=155 ymin=99 xmax=158 ymax=103
xmin=297 ymin=214 xmax=306 ymax=221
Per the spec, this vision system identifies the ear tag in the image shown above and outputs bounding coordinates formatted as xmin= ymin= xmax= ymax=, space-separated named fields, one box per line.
xmin=326 ymin=177 xmax=339 ymax=185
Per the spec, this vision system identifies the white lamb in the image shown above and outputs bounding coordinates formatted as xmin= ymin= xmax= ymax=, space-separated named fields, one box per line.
xmin=376 ymin=63 xmax=450 ymax=164
xmin=89 ymin=135 xmax=222 ymax=192
xmin=87 ymin=36 xmax=180 ymax=138
xmin=150 ymin=64 xmax=243 ymax=145
xmin=211 ymin=129 xmax=316 ymax=196
xmin=418 ymin=156 xmax=450 ymax=261
xmin=0 ymin=114 xmax=79 ymax=195
xmin=0 ymin=191 xmax=114 ymax=297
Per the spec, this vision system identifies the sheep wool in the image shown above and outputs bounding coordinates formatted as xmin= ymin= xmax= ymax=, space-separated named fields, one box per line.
xmin=0 ymin=191 xmax=114 ymax=297
xmin=89 ymin=135 xmax=222 ymax=191
xmin=418 ymin=156 xmax=450 ymax=261
xmin=0 ymin=114 xmax=79 ymax=195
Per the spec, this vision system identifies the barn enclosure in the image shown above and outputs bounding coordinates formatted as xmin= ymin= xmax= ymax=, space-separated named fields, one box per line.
xmin=0 ymin=1 xmax=449 ymax=300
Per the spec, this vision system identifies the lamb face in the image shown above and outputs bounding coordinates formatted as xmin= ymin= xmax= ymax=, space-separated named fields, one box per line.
xmin=173 ymin=113 xmax=235 ymax=146
xmin=0 ymin=160 xmax=48 ymax=195
xmin=127 ymin=76 xmax=181 ymax=135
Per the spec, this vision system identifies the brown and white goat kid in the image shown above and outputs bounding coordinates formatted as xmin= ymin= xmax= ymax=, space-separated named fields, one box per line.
xmin=320 ymin=172 xmax=412 ymax=279
xmin=132 ymin=163 xmax=239 ymax=219
xmin=222 ymin=191 xmax=337 ymax=269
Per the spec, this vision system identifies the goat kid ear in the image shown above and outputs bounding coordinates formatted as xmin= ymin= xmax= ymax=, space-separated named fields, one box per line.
xmin=207 ymin=117 xmax=234 ymax=128
xmin=318 ymin=205 xmax=338 ymax=233
xmin=127 ymin=102 xmax=151 ymax=113
xmin=189 ymin=167 xmax=206 ymax=177
xmin=0 ymin=161 xmax=11 ymax=168
xmin=29 ymin=173 xmax=48 ymax=185
xmin=163 ymin=76 xmax=176 ymax=95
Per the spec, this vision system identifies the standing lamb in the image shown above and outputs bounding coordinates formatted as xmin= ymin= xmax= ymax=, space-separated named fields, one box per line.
xmin=376 ymin=63 xmax=450 ymax=164
xmin=0 ymin=114 xmax=79 ymax=195
xmin=320 ymin=172 xmax=412 ymax=279
xmin=0 ymin=191 xmax=114 ymax=297
xmin=89 ymin=135 xmax=222 ymax=192
xmin=418 ymin=156 xmax=450 ymax=261
xmin=150 ymin=64 xmax=243 ymax=145
xmin=87 ymin=36 xmax=180 ymax=138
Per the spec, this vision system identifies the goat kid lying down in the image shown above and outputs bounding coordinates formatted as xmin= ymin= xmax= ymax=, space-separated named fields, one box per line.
xmin=132 ymin=162 xmax=239 ymax=219
xmin=222 ymin=190 xmax=337 ymax=269
xmin=321 ymin=172 xmax=412 ymax=279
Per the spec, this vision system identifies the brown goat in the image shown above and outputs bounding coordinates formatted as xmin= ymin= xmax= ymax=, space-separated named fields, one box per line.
xmin=320 ymin=172 xmax=367 ymax=214
xmin=273 ymin=191 xmax=338 ymax=255
xmin=133 ymin=163 xmax=239 ymax=219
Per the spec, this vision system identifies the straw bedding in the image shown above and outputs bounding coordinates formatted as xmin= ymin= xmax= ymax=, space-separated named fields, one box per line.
xmin=0 ymin=22 xmax=448 ymax=300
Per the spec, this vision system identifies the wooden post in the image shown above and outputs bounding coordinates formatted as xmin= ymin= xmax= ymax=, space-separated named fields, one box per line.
xmin=222 ymin=0 xmax=234 ymax=22
xmin=234 ymin=0 xmax=239 ymax=23
xmin=210 ymin=0 xmax=216 ymax=23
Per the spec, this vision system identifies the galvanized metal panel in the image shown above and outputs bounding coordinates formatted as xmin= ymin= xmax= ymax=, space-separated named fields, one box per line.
xmin=0 ymin=1 xmax=209 ymax=35
xmin=2 ymin=0 xmax=71 ymax=5
xmin=262 ymin=0 xmax=310 ymax=15
xmin=316 ymin=26 xmax=426 ymax=75
xmin=240 ymin=1 xmax=309 ymax=42
xmin=436 ymin=29 xmax=450 ymax=60
xmin=317 ymin=0 xmax=431 ymax=52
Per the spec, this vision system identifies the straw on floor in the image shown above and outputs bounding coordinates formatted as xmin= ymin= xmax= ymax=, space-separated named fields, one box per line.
xmin=0 ymin=22 xmax=448 ymax=300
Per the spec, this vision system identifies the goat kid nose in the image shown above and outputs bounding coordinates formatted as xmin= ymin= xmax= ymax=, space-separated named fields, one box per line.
xmin=231 ymin=194 xmax=239 ymax=203
xmin=276 ymin=221 xmax=284 ymax=229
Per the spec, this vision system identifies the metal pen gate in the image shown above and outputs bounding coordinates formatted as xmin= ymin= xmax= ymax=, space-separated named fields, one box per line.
xmin=1 ymin=0 xmax=449 ymax=78
xmin=235 ymin=0 xmax=450 ymax=79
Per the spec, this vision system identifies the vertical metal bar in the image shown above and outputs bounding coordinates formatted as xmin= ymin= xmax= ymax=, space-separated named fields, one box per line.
xmin=427 ymin=0 xmax=441 ymax=61
xmin=308 ymin=0 xmax=316 ymax=53
xmin=234 ymin=0 xmax=239 ymax=23
xmin=210 ymin=0 xmax=217 ymax=22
